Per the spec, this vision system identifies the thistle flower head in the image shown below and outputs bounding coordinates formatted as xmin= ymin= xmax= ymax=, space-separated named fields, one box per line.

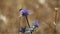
xmin=20 ymin=27 xmax=26 ymax=33
xmin=19 ymin=9 xmax=31 ymax=17
xmin=34 ymin=21 xmax=40 ymax=27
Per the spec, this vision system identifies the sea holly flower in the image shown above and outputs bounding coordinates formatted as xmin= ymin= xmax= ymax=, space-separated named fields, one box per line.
xmin=19 ymin=9 xmax=31 ymax=27
xmin=34 ymin=21 xmax=40 ymax=27
xmin=20 ymin=27 xmax=26 ymax=33
xmin=20 ymin=21 xmax=40 ymax=33
xmin=19 ymin=9 xmax=31 ymax=17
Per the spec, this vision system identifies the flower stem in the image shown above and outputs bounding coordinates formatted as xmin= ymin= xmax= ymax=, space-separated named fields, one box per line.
xmin=25 ymin=16 xmax=30 ymax=28
xmin=25 ymin=16 xmax=32 ymax=34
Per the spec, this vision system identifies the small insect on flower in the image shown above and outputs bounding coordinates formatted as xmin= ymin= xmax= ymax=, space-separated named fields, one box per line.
xmin=34 ymin=21 xmax=40 ymax=27
xmin=19 ymin=9 xmax=31 ymax=17
xmin=19 ymin=27 xmax=26 ymax=33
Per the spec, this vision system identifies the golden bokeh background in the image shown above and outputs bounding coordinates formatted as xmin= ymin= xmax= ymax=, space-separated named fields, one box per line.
xmin=0 ymin=0 xmax=60 ymax=34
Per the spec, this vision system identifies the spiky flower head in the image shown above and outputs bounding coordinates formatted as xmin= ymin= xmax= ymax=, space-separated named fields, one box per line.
xmin=34 ymin=21 xmax=40 ymax=27
xmin=19 ymin=9 xmax=31 ymax=17
xmin=20 ymin=27 xmax=26 ymax=33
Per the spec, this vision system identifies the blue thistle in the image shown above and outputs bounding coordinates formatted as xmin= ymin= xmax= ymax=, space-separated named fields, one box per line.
xmin=19 ymin=9 xmax=31 ymax=27
xmin=19 ymin=9 xmax=31 ymax=17
xmin=34 ymin=21 xmax=40 ymax=27
xmin=20 ymin=27 xmax=26 ymax=33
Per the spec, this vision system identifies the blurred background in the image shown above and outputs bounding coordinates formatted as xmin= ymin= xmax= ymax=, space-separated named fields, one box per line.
xmin=0 ymin=0 xmax=60 ymax=34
